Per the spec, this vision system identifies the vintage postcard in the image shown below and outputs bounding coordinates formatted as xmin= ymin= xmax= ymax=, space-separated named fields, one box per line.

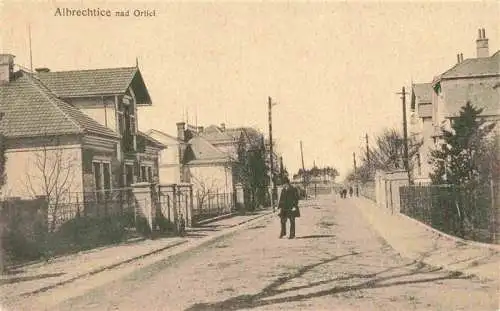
xmin=0 ymin=1 xmax=499 ymax=310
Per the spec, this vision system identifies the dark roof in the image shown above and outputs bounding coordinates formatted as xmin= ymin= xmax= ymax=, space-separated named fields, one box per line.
xmin=185 ymin=136 xmax=233 ymax=164
xmin=137 ymin=131 xmax=166 ymax=149
xmin=37 ymin=67 xmax=152 ymax=105
xmin=200 ymin=125 xmax=235 ymax=143
xmin=412 ymin=83 xmax=433 ymax=103
xmin=145 ymin=129 xmax=181 ymax=144
xmin=440 ymin=51 xmax=500 ymax=79
xmin=201 ymin=125 xmax=263 ymax=145
xmin=225 ymin=127 xmax=262 ymax=140
xmin=0 ymin=71 xmax=119 ymax=140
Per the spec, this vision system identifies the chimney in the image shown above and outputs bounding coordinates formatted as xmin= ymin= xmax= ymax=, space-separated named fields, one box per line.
xmin=35 ymin=68 xmax=50 ymax=73
xmin=476 ymin=28 xmax=489 ymax=58
xmin=0 ymin=54 xmax=15 ymax=84
xmin=460 ymin=53 xmax=464 ymax=62
xmin=176 ymin=122 xmax=186 ymax=142
xmin=220 ymin=123 xmax=226 ymax=131
xmin=457 ymin=54 xmax=461 ymax=64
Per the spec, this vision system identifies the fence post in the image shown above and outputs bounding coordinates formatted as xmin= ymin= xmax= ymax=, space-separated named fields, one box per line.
xmin=172 ymin=185 xmax=178 ymax=228
xmin=131 ymin=182 xmax=155 ymax=233
xmin=188 ymin=185 xmax=193 ymax=227
xmin=208 ymin=191 xmax=211 ymax=216
xmin=216 ymin=189 xmax=220 ymax=215
xmin=184 ymin=189 xmax=188 ymax=225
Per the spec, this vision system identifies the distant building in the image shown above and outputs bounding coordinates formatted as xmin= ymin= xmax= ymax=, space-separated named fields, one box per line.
xmin=409 ymin=82 xmax=434 ymax=183
xmin=145 ymin=129 xmax=185 ymax=185
xmin=148 ymin=122 xmax=267 ymax=195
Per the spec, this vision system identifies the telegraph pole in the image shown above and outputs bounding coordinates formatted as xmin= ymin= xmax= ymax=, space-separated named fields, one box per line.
xmin=353 ymin=152 xmax=357 ymax=174
xmin=268 ymin=96 xmax=277 ymax=211
xmin=397 ymin=86 xmax=411 ymax=183
xmin=28 ymin=24 xmax=33 ymax=72
xmin=300 ymin=140 xmax=306 ymax=184
xmin=365 ymin=133 xmax=370 ymax=164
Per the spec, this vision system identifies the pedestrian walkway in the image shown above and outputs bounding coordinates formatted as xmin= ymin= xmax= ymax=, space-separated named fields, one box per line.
xmin=0 ymin=210 xmax=272 ymax=302
xmin=351 ymin=197 xmax=500 ymax=282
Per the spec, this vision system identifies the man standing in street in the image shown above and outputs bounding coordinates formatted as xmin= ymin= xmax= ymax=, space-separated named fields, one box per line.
xmin=278 ymin=177 xmax=300 ymax=239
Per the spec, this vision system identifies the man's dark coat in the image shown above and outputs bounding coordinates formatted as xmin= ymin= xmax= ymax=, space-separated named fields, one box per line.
xmin=278 ymin=185 xmax=299 ymax=218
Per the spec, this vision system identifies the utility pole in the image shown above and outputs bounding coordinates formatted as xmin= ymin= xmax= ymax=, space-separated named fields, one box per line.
xmin=365 ymin=133 xmax=370 ymax=164
xmin=353 ymin=151 xmax=359 ymax=196
xmin=268 ymin=96 xmax=277 ymax=211
xmin=28 ymin=24 xmax=33 ymax=72
xmin=397 ymin=86 xmax=411 ymax=183
xmin=279 ymin=156 xmax=284 ymax=179
xmin=353 ymin=152 xmax=357 ymax=174
xmin=300 ymin=140 xmax=306 ymax=189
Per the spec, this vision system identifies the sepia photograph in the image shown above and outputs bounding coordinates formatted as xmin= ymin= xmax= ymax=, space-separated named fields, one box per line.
xmin=0 ymin=1 xmax=499 ymax=310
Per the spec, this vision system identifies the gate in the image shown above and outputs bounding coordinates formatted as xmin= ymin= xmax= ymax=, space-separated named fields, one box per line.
xmin=157 ymin=183 xmax=193 ymax=228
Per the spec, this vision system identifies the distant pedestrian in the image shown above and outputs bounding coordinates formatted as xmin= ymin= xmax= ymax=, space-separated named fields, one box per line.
xmin=356 ymin=186 xmax=359 ymax=197
xmin=349 ymin=187 xmax=353 ymax=197
xmin=278 ymin=177 xmax=300 ymax=239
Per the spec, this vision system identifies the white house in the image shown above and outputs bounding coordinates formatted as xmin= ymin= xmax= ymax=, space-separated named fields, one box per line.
xmin=145 ymin=129 xmax=184 ymax=184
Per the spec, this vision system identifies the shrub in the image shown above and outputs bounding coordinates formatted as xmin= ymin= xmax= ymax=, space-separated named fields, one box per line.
xmin=135 ymin=215 xmax=152 ymax=237
xmin=155 ymin=214 xmax=176 ymax=234
xmin=2 ymin=230 xmax=43 ymax=261
xmin=49 ymin=215 xmax=128 ymax=254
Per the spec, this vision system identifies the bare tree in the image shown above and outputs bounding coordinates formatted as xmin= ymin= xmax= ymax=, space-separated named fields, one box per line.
xmin=191 ymin=174 xmax=219 ymax=211
xmin=25 ymin=137 xmax=77 ymax=232
xmin=369 ymin=128 xmax=422 ymax=172
xmin=345 ymin=128 xmax=422 ymax=184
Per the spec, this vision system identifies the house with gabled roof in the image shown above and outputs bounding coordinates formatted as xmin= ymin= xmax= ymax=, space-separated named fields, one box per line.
xmin=0 ymin=54 xmax=164 ymax=208
xmin=409 ymin=28 xmax=500 ymax=182
xmin=183 ymin=135 xmax=235 ymax=195
xmin=431 ymin=29 xmax=499 ymax=138
xmin=151 ymin=122 xmax=267 ymax=194
xmin=35 ymin=62 xmax=164 ymax=189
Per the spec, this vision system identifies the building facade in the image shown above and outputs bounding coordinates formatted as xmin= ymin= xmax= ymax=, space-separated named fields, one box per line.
xmin=0 ymin=54 xmax=164 ymax=203
xmin=410 ymin=28 xmax=500 ymax=182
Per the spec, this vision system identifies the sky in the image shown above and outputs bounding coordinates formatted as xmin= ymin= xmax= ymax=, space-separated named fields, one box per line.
xmin=1 ymin=1 xmax=499 ymax=179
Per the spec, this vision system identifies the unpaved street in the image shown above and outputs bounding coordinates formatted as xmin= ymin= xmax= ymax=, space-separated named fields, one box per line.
xmin=53 ymin=195 xmax=498 ymax=311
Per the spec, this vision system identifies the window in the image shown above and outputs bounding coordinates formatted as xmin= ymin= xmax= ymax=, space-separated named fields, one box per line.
xmin=93 ymin=160 xmax=112 ymax=201
xmin=140 ymin=165 xmax=153 ymax=182
xmin=147 ymin=167 xmax=153 ymax=183
xmin=130 ymin=116 xmax=136 ymax=134
xmin=103 ymin=163 xmax=111 ymax=190
xmin=141 ymin=166 xmax=147 ymax=182
xmin=117 ymin=112 xmax=124 ymax=135
xmin=93 ymin=162 xmax=102 ymax=190
xmin=125 ymin=164 xmax=134 ymax=186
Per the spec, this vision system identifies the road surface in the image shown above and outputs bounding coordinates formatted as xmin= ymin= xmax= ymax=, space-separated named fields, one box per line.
xmin=51 ymin=195 xmax=498 ymax=311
